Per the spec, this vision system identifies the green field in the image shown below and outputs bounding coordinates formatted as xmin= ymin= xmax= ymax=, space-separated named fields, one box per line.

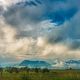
xmin=0 ymin=68 xmax=80 ymax=80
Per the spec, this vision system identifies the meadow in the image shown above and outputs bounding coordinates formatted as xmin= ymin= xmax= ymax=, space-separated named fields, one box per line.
xmin=0 ymin=67 xmax=80 ymax=80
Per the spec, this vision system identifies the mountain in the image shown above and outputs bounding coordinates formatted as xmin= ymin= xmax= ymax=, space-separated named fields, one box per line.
xmin=19 ymin=60 xmax=52 ymax=69
xmin=66 ymin=60 xmax=80 ymax=64
xmin=65 ymin=60 xmax=80 ymax=69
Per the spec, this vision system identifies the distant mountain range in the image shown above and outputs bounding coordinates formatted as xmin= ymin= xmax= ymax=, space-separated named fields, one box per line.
xmin=19 ymin=60 xmax=52 ymax=69
xmin=66 ymin=60 xmax=80 ymax=64
xmin=1 ymin=60 xmax=80 ymax=69
xmin=65 ymin=60 xmax=80 ymax=69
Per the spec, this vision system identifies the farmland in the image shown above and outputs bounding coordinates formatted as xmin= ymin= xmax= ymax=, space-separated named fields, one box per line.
xmin=0 ymin=68 xmax=80 ymax=80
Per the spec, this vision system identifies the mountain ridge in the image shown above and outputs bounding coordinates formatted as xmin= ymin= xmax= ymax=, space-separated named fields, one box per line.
xmin=19 ymin=60 xmax=52 ymax=69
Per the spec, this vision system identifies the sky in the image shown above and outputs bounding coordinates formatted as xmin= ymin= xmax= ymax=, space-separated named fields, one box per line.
xmin=0 ymin=0 xmax=80 ymax=68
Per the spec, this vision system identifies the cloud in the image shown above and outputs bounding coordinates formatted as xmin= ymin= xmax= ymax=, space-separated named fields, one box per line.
xmin=0 ymin=18 xmax=35 ymax=63
xmin=52 ymin=61 xmax=65 ymax=69
xmin=1 ymin=0 xmax=78 ymax=27
xmin=0 ymin=0 xmax=80 ymax=68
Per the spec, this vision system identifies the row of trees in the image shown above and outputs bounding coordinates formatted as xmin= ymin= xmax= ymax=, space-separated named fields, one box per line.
xmin=0 ymin=67 xmax=50 ymax=73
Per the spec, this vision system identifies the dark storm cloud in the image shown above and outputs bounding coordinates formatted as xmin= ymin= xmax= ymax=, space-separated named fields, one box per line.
xmin=3 ymin=0 xmax=79 ymax=27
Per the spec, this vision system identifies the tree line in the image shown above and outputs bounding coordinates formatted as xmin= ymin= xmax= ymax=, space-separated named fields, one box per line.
xmin=0 ymin=67 xmax=50 ymax=73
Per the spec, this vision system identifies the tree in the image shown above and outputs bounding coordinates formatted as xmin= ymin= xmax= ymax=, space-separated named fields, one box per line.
xmin=0 ymin=68 xmax=3 ymax=80
xmin=42 ymin=68 xmax=49 ymax=73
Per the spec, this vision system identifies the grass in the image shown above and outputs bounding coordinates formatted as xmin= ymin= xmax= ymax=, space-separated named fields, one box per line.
xmin=0 ymin=69 xmax=80 ymax=80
